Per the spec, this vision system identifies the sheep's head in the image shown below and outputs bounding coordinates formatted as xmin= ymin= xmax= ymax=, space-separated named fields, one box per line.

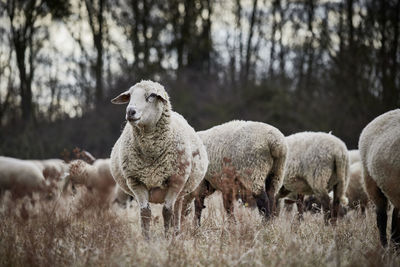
xmin=111 ymin=80 xmax=169 ymax=130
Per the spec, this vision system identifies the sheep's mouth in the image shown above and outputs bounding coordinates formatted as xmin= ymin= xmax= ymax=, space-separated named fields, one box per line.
xmin=127 ymin=117 xmax=140 ymax=122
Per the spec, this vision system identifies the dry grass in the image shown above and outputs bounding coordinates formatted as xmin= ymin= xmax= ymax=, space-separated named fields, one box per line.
xmin=1 ymin=190 xmax=400 ymax=267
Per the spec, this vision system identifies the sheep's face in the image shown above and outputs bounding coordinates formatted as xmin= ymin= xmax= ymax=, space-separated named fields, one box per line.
xmin=111 ymin=81 xmax=168 ymax=130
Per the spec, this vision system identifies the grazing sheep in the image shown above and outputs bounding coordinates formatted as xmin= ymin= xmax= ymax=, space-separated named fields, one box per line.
xmin=349 ymin=150 xmax=361 ymax=165
xmin=299 ymin=162 xmax=369 ymax=215
xmin=183 ymin=120 xmax=287 ymax=224
xmin=346 ymin=162 xmax=369 ymax=212
xmin=110 ymin=80 xmax=208 ymax=237
xmin=0 ymin=156 xmax=46 ymax=198
xmin=359 ymin=109 xmax=400 ymax=247
xmin=297 ymin=161 xmax=369 ymax=215
xmin=277 ymin=132 xmax=349 ymax=222
xmin=63 ymin=159 xmax=115 ymax=195
xmin=31 ymin=159 xmax=68 ymax=180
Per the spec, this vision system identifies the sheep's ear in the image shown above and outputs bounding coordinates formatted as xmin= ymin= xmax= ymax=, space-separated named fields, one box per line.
xmin=157 ymin=94 xmax=168 ymax=104
xmin=111 ymin=91 xmax=130 ymax=104
xmin=81 ymin=150 xmax=96 ymax=164
xmin=154 ymin=91 xmax=168 ymax=104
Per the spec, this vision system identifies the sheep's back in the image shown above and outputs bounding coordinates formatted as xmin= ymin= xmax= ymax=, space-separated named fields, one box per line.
xmin=198 ymin=120 xmax=283 ymax=195
xmin=359 ymin=109 xmax=400 ymax=208
xmin=284 ymin=132 xmax=348 ymax=195
xmin=0 ymin=156 xmax=45 ymax=190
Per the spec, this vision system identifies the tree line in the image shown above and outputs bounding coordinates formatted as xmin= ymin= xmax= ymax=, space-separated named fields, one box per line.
xmin=0 ymin=0 xmax=399 ymax=158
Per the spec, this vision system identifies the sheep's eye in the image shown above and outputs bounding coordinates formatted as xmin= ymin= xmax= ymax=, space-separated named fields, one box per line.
xmin=146 ymin=93 xmax=157 ymax=102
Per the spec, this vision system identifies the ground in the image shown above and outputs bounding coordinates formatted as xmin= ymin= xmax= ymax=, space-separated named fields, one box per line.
xmin=0 ymin=190 xmax=399 ymax=267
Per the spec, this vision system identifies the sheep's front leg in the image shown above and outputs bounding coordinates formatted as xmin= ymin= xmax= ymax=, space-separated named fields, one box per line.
xmin=163 ymin=175 xmax=186 ymax=235
xmin=126 ymin=178 xmax=151 ymax=239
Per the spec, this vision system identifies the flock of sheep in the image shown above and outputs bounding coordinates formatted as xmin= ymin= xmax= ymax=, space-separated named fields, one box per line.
xmin=1 ymin=80 xmax=399 ymax=248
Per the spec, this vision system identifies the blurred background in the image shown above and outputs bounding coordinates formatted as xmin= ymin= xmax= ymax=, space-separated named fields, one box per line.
xmin=0 ymin=0 xmax=398 ymax=159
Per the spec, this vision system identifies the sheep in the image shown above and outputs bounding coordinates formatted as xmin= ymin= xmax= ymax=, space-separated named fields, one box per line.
xmin=349 ymin=149 xmax=361 ymax=165
xmin=182 ymin=120 xmax=287 ymax=224
xmin=281 ymin=161 xmax=369 ymax=218
xmin=277 ymin=132 xmax=349 ymax=222
xmin=293 ymin=162 xmax=369 ymax=215
xmin=30 ymin=159 xmax=68 ymax=180
xmin=359 ymin=109 xmax=400 ymax=247
xmin=346 ymin=161 xmax=369 ymax=212
xmin=63 ymin=158 xmax=115 ymax=196
xmin=110 ymin=80 xmax=208 ymax=238
xmin=0 ymin=156 xmax=46 ymax=198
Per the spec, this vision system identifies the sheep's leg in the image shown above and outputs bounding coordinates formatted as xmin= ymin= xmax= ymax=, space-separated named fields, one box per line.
xmin=194 ymin=193 xmax=206 ymax=225
xmin=163 ymin=175 xmax=186 ymax=235
xmin=265 ymin=173 xmax=278 ymax=217
xmin=275 ymin=186 xmax=292 ymax=216
xmin=193 ymin=180 xmax=215 ymax=225
xmin=180 ymin=180 xmax=214 ymax=226
xmin=331 ymin=184 xmax=341 ymax=224
xmin=255 ymin=191 xmax=271 ymax=219
xmin=173 ymin=197 xmax=183 ymax=232
xmin=126 ymin=179 xmax=151 ymax=239
xmin=195 ymin=180 xmax=215 ymax=225
xmin=318 ymin=193 xmax=331 ymax=224
xmin=180 ymin=192 xmax=194 ymax=221
xmin=391 ymin=207 xmax=400 ymax=249
xmin=296 ymin=194 xmax=305 ymax=220
xmin=222 ymin=190 xmax=235 ymax=218
xmin=364 ymin=172 xmax=388 ymax=247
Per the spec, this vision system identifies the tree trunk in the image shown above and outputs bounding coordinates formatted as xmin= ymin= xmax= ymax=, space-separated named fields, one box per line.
xmin=269 ymin=0 xmax=278 ymax=77
xmin=243 ymin=0 xmax=258 ymax=85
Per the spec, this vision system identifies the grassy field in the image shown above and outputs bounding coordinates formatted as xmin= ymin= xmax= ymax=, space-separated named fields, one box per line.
xmin=1 ymin=190 xmax=399 ymax=267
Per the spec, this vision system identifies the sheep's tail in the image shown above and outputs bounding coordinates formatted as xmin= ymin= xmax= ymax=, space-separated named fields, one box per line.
xmin=334 ymin=151 xmax=350 ymax=206
xmin=266 ymin=138 xmax=288 ymax=196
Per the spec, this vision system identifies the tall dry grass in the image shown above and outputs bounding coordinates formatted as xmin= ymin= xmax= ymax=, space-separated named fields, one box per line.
xmin=1 ymin=189 xmax=399 ymax=267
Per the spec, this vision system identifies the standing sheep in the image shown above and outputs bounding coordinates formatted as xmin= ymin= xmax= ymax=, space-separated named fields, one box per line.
xmin=110 ymin=80 xmax=208 ymax=237
xmin=359 ymin=109 xmax=400 ymax=247
xmin=277 ymin=132 xmax=349 ymax=222
xmin=0 ymin=156 xmax=46 ymax=198
xmin=183 ymin=120 xmax=287 ymax=223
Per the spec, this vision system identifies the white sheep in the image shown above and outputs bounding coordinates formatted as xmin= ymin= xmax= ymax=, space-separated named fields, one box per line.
xmin=359 ymin=109 xmax=400 ymax=247
xmin=348 ymin=149 xmax=360 ymax=165
xmin=30 ymin=159 xmax=68 ymax=180
xmin=110 ymin=80 xmax=208 ymax=237
xmin=0 ymin=156 xmax=46 ymax=198
xmin=346 ymin=161 xmax=369 ymax=212
xmin=277 ymin=132 xmax=350 ymax=222
xmin=63 ymin=158 xmax=115 ymax=196
xmin=182 ymin=120 xmax=287 ymax=223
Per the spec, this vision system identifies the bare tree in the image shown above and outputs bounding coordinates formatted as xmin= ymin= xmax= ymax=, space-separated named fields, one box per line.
xmin=3 ymin=0 xmax=69 ymax=122
xmin=84 ymin=0 xmax=106 ymax=104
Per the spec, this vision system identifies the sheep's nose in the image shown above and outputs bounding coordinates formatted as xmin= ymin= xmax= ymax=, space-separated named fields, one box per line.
xmin=126 ymin=107 xmax=138 ymax=121
xmin=127 ymin=108 xmax=136 ymax=117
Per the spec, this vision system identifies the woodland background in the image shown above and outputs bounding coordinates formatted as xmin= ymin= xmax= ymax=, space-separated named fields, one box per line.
xmin=0 ymin=0 xmax=399 ymax=158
